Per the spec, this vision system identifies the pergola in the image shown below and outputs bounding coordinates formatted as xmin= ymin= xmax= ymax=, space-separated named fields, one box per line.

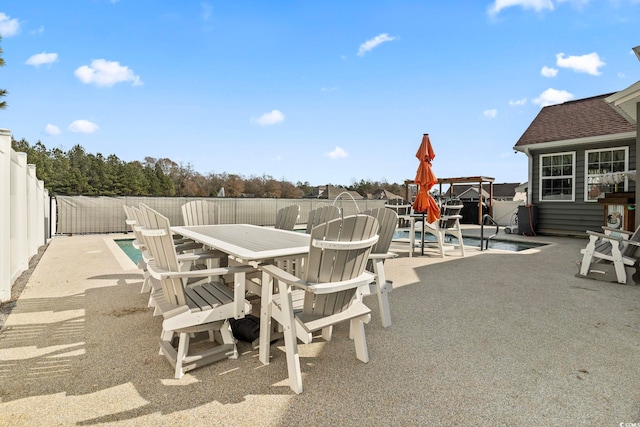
xmin=405 ymin=176 xmax=495 ymax=225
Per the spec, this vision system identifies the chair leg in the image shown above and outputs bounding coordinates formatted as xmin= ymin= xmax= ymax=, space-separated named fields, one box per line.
xmin=278 ymin=280 xmax=303 ymax=394
xmin=350 ymin=317 xmax=369 ymax=363
xmin=140 ymin=271 xmax=151 ymax=293
xmin=437 ymin=230 xmax=446 ymax=258
xmin=259 ymin=271 xmax=275 ymax=365
xmin=579 ymin=236 xmax=598 ymax=276
xmin=175 ymin=332 xmax=189 ymax=379
xmin=160 ymin=329 xmax=173 ymax=355
xmin=454 ymin=227 xmax=465 ymax=257
xmin=373 ymin=259 xmax=392 ymax=328
xmin=611 ymin=244 xmax=628 ymax=284
xmin=219 ymin=321 xmax=238 ymax=359
xmin=321 ymin=326 xmax=333 ymax=341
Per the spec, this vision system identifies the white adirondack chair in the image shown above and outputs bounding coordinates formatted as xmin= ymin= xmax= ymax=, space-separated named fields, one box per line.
xmin=305 ymin=205 xmax=341 ymax=233
xmin=123 ymin=205 xmax=151 ymax=291
xmin=362 ymin=207 xmax=398 ymax=328
xmin=140 ymin=204 xmax=253 ymax=378
xmin=578 ymin=225 xmax=640 ymax=284
xmin=181 ymin=200 xmax=220 ymax=226
xmin=260 ymin=214 xmax=379 ymax=393
xmin=137 ymin=204 xmax=228 ymax=315
xmin=275 ymin=205 xmax=300 ymax=231
xmin=416 ymin=202 xmax=465 ymax=258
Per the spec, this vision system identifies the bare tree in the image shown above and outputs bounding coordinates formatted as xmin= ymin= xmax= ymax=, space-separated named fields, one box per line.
xmin=0 ymin=36 xmax=7 ymax=109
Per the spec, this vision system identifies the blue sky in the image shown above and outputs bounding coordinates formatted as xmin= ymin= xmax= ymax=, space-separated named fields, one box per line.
xmin=1 ymin=0 xmax=639 ymax=186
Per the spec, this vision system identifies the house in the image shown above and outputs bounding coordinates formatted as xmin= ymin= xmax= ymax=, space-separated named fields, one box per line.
xmin=307 ymin=185 xmax=364 ymax=200
xmin=514 ymin=83 xmax=640 ymax=236
xmin=371 ymin=189 xmax=404 ymax=200
xmin=443 ymin=182 xmax=524 ymax=202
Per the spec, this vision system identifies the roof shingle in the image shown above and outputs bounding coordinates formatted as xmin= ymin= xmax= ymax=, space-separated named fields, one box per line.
xmin=515 ymin=93 xmax=636 ymax=147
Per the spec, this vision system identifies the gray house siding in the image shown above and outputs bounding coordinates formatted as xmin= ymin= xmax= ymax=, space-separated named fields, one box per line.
xmin=529 ymin=138 xmax=636 ymax=236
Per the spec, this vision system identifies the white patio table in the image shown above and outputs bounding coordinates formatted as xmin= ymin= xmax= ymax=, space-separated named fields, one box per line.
xmin=171 ymin=224 xmax=310 ymax=364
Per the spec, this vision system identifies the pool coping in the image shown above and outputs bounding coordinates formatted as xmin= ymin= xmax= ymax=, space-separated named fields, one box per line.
xmin=104 ymin=235 xmax=140 ymax=271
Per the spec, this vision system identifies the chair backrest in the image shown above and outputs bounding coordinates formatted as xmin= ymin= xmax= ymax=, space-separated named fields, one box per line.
xmin=305 ymin=205 xmax=341 ymax=233
xmin=275 ymin=205 xmax=300 ymax=231
xmin=363 ymin=207 xmax=398 ymax=255
xmin=123 ymin=205 xmax=141 ymax=239
xmin=181 ymin=200 xmax=220 ymax=226
xmin=303 ymin=215 xmax=378 ymax=316
xmin=622 ymin=226 xmax=640 ymax=257
xmin=385 ymin=198 xmax=412 ymax=216
xmin=123 ymin=205 xmax=137 ymax=230
xmin=439 ymin=203 xmax=464 ymax=228
xmin=139 ymin=204 xmax=185 ymax=307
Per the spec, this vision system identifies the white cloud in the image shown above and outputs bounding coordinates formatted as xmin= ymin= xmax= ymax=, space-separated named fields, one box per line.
xmin=26 ymin=52 xmax=58 ymax=67
xmin=488 ymin=0 xmax=554 ymax=16
xmin=555 ymin=52 xmax=605 ymax=75
xmin=541 ymin=66 xmax=558 ymax=77
xmin=533 ymin=88 xmax=574 ymax=107
xmin=509 ymin=98 xmax=527 ymax=106
xmin=74 ymin=59 xmax=143 ymax=87
xmin=30 ymin=25 xmax=44 ymax=36
xmin=251 ymin=110 xmax=285 ymax=126
xmin=0 ymin=12 xmax=21 ymax=37
xmin=326 ymin=146 xmax=348 ymax=160
xmin=357 ymin=33 xmax=397 ymax=57
xmin=68 ymin=120 xmax=99 ymax=133
xmin=44 ymin=124 xmax=61 ymax=135
xmin=483 ymin=109 xmax=498 ymax=119
xmin=201 ymin=2 xmax=213 ymax=20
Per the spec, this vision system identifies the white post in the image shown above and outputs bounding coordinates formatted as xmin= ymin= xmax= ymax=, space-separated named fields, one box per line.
xmin=36 ymin=180 xmax=45 ymax=247
xmin=0 ymin=129 xmax=11 ymax=303
xmin=50 ymin=196 xmax=57 ymax=236
xmin=27 ymin=164 xmax=38 ymax=258
xmin=10 ymin=151 xmax=28 ymax=284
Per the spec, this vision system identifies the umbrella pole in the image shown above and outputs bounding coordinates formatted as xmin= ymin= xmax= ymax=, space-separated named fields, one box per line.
xmin=421 ymin=213 xmax=425 ymax=255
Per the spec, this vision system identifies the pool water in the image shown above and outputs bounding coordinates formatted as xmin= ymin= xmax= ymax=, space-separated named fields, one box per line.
xmin=392 ymin=230 xmax=545 ymax=252
xmin=115 ymin=239 xmax=142 ymax=265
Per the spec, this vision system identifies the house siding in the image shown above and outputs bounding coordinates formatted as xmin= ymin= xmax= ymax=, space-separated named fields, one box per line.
xmin=530 ymin=138 xmax=636 ymax=236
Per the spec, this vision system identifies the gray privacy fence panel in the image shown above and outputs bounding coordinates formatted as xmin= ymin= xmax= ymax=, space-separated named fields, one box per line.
xmin=55 ymin=196 xmax=387 ymax=235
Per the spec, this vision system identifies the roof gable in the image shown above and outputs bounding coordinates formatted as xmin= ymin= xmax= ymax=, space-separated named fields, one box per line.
xmin=515 ymin=93 xmax=636 ymax=147
xmin=445 ymin=182 xmax=521 ymax=198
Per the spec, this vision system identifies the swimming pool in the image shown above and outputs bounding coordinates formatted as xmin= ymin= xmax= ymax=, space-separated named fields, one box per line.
xmin=114 ymin=239 xmax=142 ymax=265
xmin=392 ymin=230 xmax=545 ymax=252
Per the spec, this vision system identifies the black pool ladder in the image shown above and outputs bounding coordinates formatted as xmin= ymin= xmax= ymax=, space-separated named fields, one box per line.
xmin=480 ymin=214 xmax=499 ymax=251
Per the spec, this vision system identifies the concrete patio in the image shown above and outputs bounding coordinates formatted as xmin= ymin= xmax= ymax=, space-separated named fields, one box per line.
xmin=1 ymin=229 xmax=639 ymax=426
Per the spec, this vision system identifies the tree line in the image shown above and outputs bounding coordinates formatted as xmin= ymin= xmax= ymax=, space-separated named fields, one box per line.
xmin=11 ymin=138 xmax=406 ymax=199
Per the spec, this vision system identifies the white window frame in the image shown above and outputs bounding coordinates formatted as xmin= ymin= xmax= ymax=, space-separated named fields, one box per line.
xmin=584 ymin=146 xmax=629 ymax=202
xmin=539 ymin=151 xmax=576 ymax=202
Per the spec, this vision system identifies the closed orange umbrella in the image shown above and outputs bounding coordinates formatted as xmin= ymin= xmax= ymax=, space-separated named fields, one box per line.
xmin=413 ymin=134 xmax=440 ymax=224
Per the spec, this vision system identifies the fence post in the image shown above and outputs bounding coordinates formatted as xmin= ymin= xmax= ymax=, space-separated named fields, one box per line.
xmin=27 ymin=164 xmax=38 ymax=258
xmin=0 ymin=129 xmax=10 ymax=302
xmin=11 ymin=151 xmax=29 ymax=286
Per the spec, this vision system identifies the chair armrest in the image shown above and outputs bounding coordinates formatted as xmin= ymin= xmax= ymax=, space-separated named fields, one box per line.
xmin=261 ymin=263 xmax=375 ymax=295
xmin=174 ymin=241 xmax=205 ymax=252
xmin=147 ymin=262 xmax=254 ymax=280
xmin=176 ymin=249 xmax=226 ymax=262
xmin=312 ymin=235 xmax=378 ymax=250
xmin=368 ymin=252 xmax=398 ymax=260
xmin=441 ymin=214 xmax=462 ymax=220
xmin=601 ymin=226 xmax=633 ymax=236
xmin=585 ymin=230 xmax=628 ymax=243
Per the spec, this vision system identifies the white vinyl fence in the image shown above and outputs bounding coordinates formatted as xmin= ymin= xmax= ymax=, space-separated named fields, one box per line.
xmin=1 ymin=128 xmax=54 ymax=303
xmin=55 ymin=196 xmax=387 ymax=235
